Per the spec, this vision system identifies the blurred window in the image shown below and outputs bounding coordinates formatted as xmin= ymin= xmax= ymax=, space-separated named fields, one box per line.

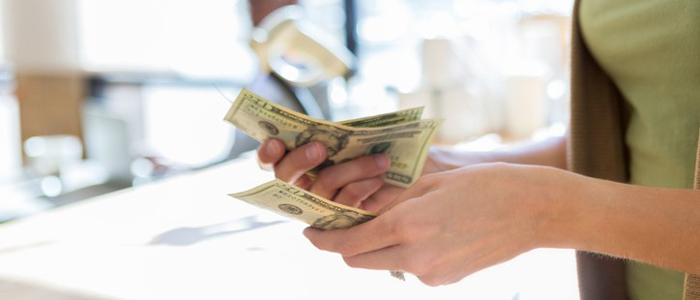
xmin=353 ymin=0 xmax=574 ymax=90
xmin=77 ymin=0 xmax=255 ymax=80
xmin=0 ymin=4 xmax=19 ymax=182
xmin=0 ymin=5 xmax=4 ymax=61
xmin=345 ymin=0 xmax=575 ymax=139
xmin=300 ymin=0 xmax=347 ymax=45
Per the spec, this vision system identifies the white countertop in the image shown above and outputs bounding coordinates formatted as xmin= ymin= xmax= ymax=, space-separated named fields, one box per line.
xmin=0 ymin=156 xmax=578 ymax=300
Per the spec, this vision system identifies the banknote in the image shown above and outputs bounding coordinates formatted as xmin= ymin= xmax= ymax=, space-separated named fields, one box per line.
xmin=224 ymin=89 xmax=442 ymax=188
xmin=337 ymin=106 xmax=424 ymax=128
xmin=230 ymin=179 xmax=375 ymax=230
xmin=230 ymin=179 xmax=405 ymax=280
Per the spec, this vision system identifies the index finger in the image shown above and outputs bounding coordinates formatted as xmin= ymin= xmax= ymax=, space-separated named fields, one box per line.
xmin=257 ymin=139 xmax=286 ymax=171
xmin=274 ymin=142 xmax=327 ymax=183
xmin=303 ymin=213 xmax=403 ymax=257
xmin=376 ymin=176 xmax=435 ymax=215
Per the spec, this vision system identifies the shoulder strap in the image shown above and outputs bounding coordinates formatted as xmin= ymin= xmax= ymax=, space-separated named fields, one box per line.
xmin=570 ymin=0 xmax=629 ymax=298
xmin=683 ymin=130 xmax=700 ymax=300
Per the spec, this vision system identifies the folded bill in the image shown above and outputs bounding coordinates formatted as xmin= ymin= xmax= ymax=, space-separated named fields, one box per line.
xmin=231 ymin=179 xmax=375 ymax=230
xmin=230 ymin=179 xmax=405 ymax=280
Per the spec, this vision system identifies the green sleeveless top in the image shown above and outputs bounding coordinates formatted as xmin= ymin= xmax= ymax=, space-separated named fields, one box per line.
xmin=580 ymin=0 xmax=700 ymax=299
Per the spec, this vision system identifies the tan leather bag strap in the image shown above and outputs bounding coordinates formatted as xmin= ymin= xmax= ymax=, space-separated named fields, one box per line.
xmin=683 ymin=130 xmax=700 ymax=300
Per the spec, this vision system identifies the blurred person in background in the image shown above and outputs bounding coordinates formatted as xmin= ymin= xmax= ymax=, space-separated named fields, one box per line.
xmin=254 ymin=0 xmax=699 ymax=299
xmin=249 ymin=0 xmax=298 ymax=25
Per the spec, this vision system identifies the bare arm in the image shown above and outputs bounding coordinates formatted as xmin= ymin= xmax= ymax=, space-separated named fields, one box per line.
xmin=303 ymin=163 xmax=700 ymax=286
xmin=257 ymin=135 xmax=568 ymax=212
xmin=547 ymin=175 xmax=700 ymax=274
xmin=430 ymin=135 xmax=567 ymax=171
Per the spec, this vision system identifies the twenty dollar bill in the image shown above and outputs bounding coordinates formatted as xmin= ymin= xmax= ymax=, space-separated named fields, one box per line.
xmin=224 ymin=89 xmax=442 ymax=188
xmin=230 ymin=179 xmax=375 ymax=230
xmin=230 ymin=179 xmax=406 ymax=280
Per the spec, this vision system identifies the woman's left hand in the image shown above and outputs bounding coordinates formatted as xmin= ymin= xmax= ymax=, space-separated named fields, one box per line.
xmin=303 ymin=163 xmax=575 ymax=286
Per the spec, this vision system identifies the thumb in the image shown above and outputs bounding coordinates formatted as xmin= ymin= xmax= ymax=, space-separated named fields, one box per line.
xmin=377 ymin=179 xmax=434 ymax=215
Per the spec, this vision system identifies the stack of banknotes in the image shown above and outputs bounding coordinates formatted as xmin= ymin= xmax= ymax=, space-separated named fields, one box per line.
xmin=225 ymin=89 xmax=443 ymax=279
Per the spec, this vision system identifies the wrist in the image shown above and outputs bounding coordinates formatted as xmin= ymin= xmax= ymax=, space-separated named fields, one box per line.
xmin=531 ymin=169 xmax=599 ymax=250
xmin=428 ymin=147 xmax=494 ymax=171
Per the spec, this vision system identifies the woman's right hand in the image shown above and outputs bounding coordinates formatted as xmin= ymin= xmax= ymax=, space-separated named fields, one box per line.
xmin=255 ymin=139 xmax=476 ymax=213
xmin=257 ymin=139 xmax=400 ymax=212
xmin=256 ymin=135 xmax=569 ymax=213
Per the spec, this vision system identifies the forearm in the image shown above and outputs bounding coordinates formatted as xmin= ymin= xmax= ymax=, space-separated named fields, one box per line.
xmin=431 ymin=135 xmax=567 ymax=170
xmin=545 ymin=174 xmax=700 ymax=273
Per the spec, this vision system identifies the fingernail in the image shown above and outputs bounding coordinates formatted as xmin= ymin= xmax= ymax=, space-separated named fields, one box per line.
xmin=266 ymin=140 xmax=281 ymax=156
xmin=306 ymin=144 xmax=321 ymax=161
xmin=375 ymin=154 xmax=389 ymax=170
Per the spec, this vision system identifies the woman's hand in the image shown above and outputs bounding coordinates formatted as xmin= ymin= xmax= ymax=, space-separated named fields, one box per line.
xmin=303 ymin=163 xmax=574 ymax=286
xmin=256 ymin=139 xmax=474 ymax=213
xmin=257 ymin=139 xmax=396 ymax=211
